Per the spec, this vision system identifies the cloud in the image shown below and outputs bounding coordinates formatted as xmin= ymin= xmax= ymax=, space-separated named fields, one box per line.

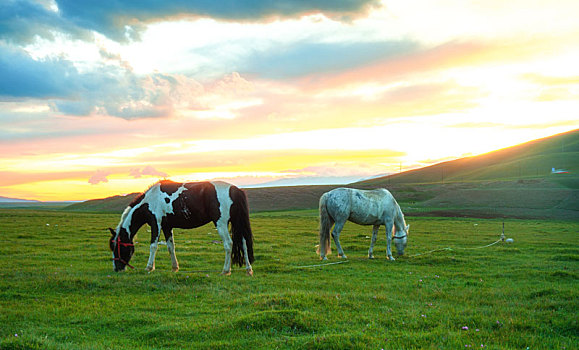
xmin=521 ymin=74 xmax=579 ymax=86
xmin=0 ymin=45 xmax=81 ymax=99
xmin=0 ymin=170 xmax=87 ymax=187
xmin=55 ymin=71 xmax=206 ymax=119
xmin=88 ymin=170 xmax=110 ymax=185
xmin=288 ymin=162 xmax=389 ymax=177
xmin=0 ymin=0 xmax=90 ymax=44
xmin=55 ymin=0 xmax=381 ymax=42
xmin=130 ymin=166 xmax=169 ymax=178
xmin=0 ymin=0 xmax=381 ymax=45
xmin=242 ymin=40 xmax=418 ymax=79
xmin=521 ymin=74 xmax=579 ymax=101
xmin=0 ymin=41 xmax=254 ymax=120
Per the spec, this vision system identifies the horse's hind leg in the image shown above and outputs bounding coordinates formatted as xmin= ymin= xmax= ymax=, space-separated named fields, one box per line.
xmin=242 ymin=238 xmax=253 ymax=276
xmin=163 ymin=228 xmax=179 ymax=272
xmin=331 ymin=221 xmax=347 ymax=259
xmin=368 ymin=225 xmax=379 ymax=259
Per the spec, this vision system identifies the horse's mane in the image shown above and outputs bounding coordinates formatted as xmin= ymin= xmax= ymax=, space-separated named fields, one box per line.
xmin=394 ymin=201 xmax=407 ymax=232
xmin=115 ymin=191 xmax=146 ymax=233
xmin=129 ymin=192 xmax=145 ymax=207
xmin=128 ymin=179 xmax=177 ymax=208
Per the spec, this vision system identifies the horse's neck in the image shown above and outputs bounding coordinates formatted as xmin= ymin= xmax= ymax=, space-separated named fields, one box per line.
xmin=121 ymin=206 xmax=148 ymax=240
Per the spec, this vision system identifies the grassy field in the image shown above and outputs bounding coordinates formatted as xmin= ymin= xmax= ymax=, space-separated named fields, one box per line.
xmin=1 ymin=209 xmax=577 ymax=349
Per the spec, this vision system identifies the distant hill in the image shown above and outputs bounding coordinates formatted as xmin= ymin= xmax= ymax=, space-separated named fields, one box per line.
xmin=65 ymin=193 xmax=140 ymax=213
xmin=64 ymin=130 xmax=578 ymax=219
xmin=0 ymin=196 xmax=39 ymax=203
xmin=352 ymin=129 xmax=578 ymax=219
xmin=357 ymin=129 xmax=578 ymax=186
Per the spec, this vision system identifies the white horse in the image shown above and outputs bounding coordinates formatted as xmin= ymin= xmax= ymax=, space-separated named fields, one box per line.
xmin=318 ymin=188 xmax=409 ymax=260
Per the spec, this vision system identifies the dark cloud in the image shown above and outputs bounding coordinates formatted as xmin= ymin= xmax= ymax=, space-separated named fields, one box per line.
xmin=0 ymin=43 xmax=207 ymax=119
xmin=0 ymin=1 xmax=388 ymax=119
xmin=0 ymin=45 xmax=81 ymax=99
xmin=0 ymin=0 xmax=90 ymax=44
xmin=56 ymin=0 xmax=381 ymax=41
xmin=2 ymin=0 xmax=380 ymax=44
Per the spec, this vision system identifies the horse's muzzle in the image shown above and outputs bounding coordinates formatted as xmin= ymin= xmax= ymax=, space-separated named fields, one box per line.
xmin=113 ymin=265 xmax=127 ymax=272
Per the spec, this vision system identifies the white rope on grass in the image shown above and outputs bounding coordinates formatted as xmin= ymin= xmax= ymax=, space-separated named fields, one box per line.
xmin=407 ymin=247 xmax=454 ymax=258
xmin=455 ymin=238 xmax=502 ymax=250
xmin=292 ymin=260 xmax=349 ymax=269
xmin=407 ymin=238 xmax=503 ymax=258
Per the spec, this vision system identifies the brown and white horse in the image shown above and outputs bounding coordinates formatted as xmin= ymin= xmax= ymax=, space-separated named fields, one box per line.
xmin=109 ymin=180 xmax=254 ymax=276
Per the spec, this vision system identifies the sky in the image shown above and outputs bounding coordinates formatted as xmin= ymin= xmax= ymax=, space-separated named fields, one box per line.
xmin=1 ymin=0 xmax=578 ymax=201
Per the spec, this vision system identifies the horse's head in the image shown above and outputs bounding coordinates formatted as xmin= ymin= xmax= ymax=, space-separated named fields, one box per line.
xmin=109 ymin=228 xmax=135 ymax=272
xmin=394 ymin=224 xmax=409 ymax=256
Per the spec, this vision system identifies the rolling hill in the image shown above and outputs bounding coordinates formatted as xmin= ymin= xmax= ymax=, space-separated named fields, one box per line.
xmin=352 ymin=129 xmax=578 ymax=219
xmin=65 ymin=129 xmax=578 ymax=219
xmin=358 ymin=128 xmax=578 ymax=186
xmin=0 ymin=196 xmax=39 ymax=203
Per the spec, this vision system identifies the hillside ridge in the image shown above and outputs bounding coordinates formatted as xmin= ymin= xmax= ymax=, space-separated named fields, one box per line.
xmin=64 ymin=129 xmax=578 ymax=219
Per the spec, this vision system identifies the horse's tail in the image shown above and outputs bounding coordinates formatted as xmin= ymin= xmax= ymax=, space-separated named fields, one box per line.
xmin=317 ymin=193 xmax=332 ymax=257
xmin=230 ymin=186 xmax=255 ymax=267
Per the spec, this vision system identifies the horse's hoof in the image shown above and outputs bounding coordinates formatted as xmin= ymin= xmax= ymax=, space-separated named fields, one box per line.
xmin=246 ymin=269 xmax=254 ymax=277
xmin=145 ymin=265 xmax=155 ymax=272
xmin=368 ymin=255 xmax=374 ymax=259
xmin=388 ymin=256 xmax=396 ymax=261
xmin=321 ymin=256 xmax=328 ymax=261
xmin=220 ymin=271 xmax=231 ymax=276
xmin=339 ymin=254 xmax=348 ymax=259
xmin=172 ymin=266 xmax=179 ymax=272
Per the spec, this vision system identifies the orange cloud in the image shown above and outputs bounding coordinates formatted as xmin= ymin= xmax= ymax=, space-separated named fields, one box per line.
xmin=522 ymin=74 xmax=579 ymax=86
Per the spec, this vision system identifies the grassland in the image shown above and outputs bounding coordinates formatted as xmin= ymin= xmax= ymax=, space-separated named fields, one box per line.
xmin=1 ymin=209 xmax=577 ymax=349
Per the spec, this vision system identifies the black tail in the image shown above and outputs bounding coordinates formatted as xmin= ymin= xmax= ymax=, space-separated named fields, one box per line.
xmin=229 ymin=186 xmax=255 ymax=267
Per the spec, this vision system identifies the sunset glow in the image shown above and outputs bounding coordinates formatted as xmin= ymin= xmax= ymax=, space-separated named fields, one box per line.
xmin=1 ymin=0 xmax=578 ymax=201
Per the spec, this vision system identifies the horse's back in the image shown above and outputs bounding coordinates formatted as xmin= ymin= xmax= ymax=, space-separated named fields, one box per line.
xmin=323 ymin=188 xmax=353 ymax=222
xmin=325 ymin=187 xmax=395 ymax=226
xmin=141 ymin=180 xmax=222 ymax=228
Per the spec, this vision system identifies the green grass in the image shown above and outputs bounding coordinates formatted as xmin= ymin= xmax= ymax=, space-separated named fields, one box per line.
xmin=1 ymin=209 xmax=577 ymax=349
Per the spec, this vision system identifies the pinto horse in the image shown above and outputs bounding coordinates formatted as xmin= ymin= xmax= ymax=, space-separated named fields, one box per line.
xmin=109 ymin=180 xmax=254 ymax=276
xmin=318 ymin=188 xmax=409 ymax=261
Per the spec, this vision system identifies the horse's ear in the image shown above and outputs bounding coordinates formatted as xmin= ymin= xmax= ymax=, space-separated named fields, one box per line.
xmin=108 ymin=228 xmax=116 ymax=237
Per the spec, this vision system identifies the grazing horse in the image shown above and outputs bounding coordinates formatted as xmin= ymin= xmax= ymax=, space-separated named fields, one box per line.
xmin=318 ymin=188 xmax=409 ymax=261
xmin=109 ymin=180 xmax=254 ymax=276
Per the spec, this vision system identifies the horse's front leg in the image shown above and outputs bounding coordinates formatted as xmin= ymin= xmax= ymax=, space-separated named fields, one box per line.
xmin=368 ymin=225 xmax=379 ymax=259
xmin=146 ymin=222 xmax=161 ymax=272
xmin=216 ymin=222 xmax=233 ymax=275
xmin=331 ymin=221 xmax=347 ymax=259
xmin=163 ymin=228 xmax=179 ymax=272
xmin=385 ymin=222 xmax=395 ymax=261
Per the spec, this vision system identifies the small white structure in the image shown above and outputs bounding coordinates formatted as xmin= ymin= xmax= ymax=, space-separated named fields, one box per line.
xmin=552 ymin=167 xmax=570 ymax=174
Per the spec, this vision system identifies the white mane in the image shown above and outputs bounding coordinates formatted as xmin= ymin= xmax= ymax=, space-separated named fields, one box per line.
xmin=115 ymin=206 xmax=133 ymax=233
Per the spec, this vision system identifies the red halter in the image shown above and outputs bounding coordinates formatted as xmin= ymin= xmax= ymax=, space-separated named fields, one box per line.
xmin=113 ymin=236 xmax=135 ymax=270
